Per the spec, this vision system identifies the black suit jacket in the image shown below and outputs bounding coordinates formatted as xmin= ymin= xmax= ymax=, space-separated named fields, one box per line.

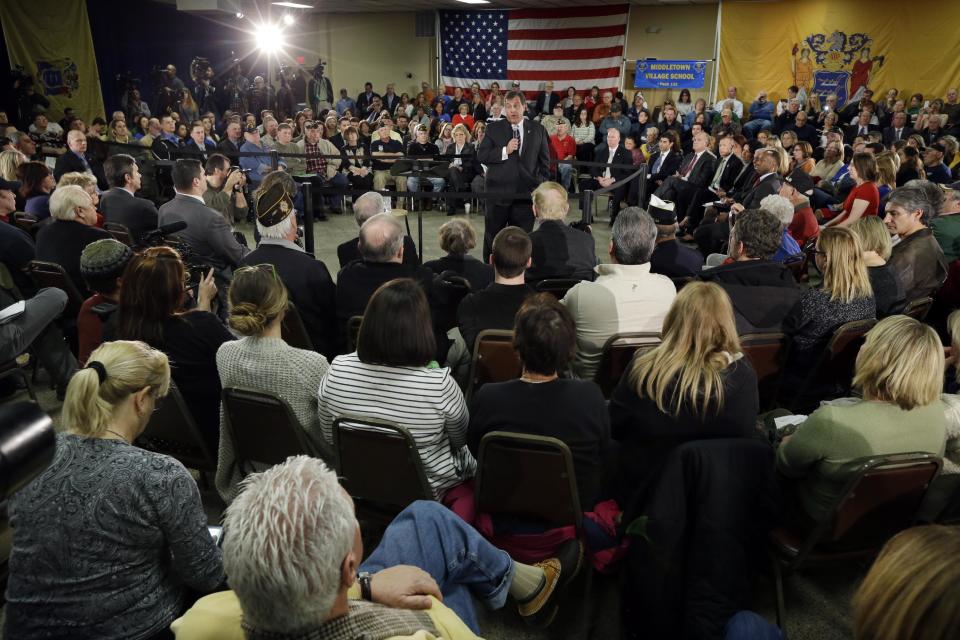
xmin=382 ymin=93 xmax=400 ymax=114
xmin=844 ymin=124 xmax=880 ymax=144
xmin=527 ymin=220 xmax=597 ymax=283
xmin=882 ymin=126 xmax=915 ymax=146
xmin=729 ymin=164 xmax=757 ymax=202
xmin=679 ymin=151 xmax=718 ymax=190
xmin=217 ymin=137 xmax=242 ymax=161
xmin=590 ymin=145 xmax=634 ymax=182
xmin=355 ymin=92 xmax=381 ymax=115
xmin=35 ymin=220 xmax=111 ymax=297
xmin=335 ymin=260 xmax=435 ymax=326
xmin=476 ymin=118 xmax=551 ymax=205
xmin=53 ymin=151 xmax=92 ymax=182
xmin=337 ymin=234 xmax=420 ymax=269
xmin=443 ymin=142 xmax=476 ymax=184
xmin=240 ymin=242 xmax=339 ymax=357
xmin=99 ymin=188 xmax=159 ymax=245
xmin=714 ymin=154 xmax=745 ymax=193
xmin=647 ymin=150 xmax=682 ymax=184
xmin=739 ymin=173 xmax=783 ymax=210
xmin=532 ymin=91 xmax=560 ymax=116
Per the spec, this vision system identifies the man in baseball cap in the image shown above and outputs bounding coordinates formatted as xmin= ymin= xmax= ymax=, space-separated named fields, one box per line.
xmin=779 ymin=169 xmax=819 ymax=246
xmin=647 ymin=195 xmax=704 ymax=277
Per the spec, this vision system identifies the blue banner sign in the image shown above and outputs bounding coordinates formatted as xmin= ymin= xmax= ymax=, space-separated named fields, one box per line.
xmin=634 ymin=59 xmax=707 ymax=89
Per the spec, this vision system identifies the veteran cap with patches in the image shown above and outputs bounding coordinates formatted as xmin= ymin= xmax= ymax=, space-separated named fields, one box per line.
xmin=256 ymin=182 xmax=294 ymax=227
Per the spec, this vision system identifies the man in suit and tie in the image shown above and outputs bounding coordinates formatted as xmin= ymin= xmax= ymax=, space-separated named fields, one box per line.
xmin=579 ymin=127 xmax=634 ymax=224
xmin=53 ymin=130 xmax=96 ymax=182
xmin=158 ymin=158 xmax=249 ymax=275
xmin=382 ymin=83 xmax=400 ymax=115
xmin=217 ymin=120 xmax=244 ymax=162
xmin=844 ymin=111 xmax=881 ymax=144
xmin=99 ymin=154 xmax=159 ymax=246
xmin=882 ymin=112 xmax=915 ymax=146
xmin=693 ymin=147 xmax=783 ymax=256
xmin=181 ymin=121 xmax=211 ymax=162
xmin=476 ymin=90 xmax=551 ymax=260
xmin=653 ymin=131 xmax=717 ymax=232
xmin=356 ymin=82 xmax=380 ymax=117
xmin=684 ymin=134 xmax=745 ymax=230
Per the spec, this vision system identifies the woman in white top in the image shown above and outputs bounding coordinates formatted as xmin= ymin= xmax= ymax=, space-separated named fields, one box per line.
xmin=572 ymin=107 xmax=596 ymax=162
xmin=318 ymin=278 xmax=475 ymax=499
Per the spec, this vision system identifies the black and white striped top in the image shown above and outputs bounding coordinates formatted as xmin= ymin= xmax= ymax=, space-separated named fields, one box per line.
xmin=318 ymin=353 xmax=476 ymax=498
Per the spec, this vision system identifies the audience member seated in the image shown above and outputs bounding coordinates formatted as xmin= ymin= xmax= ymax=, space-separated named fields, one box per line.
xmin=777 ymin=316 xmax=945 ymax=526
xmin=241 ymin=174 xmax=339 ymax=357
xmin=4 ymin=341 xmax=223 ymax=639
xmin=930 ymin=185 xmax=960 ymax=261
xmin=319 ymin=278 xmax=475 ymax=499
xmin=757 ymin=194 xmax=802 ymax=262
xmin=885 ymin=183 xmax=949 ymax=300
xmin=648 ymin=196 xmax=704 ymax=278
xmin=78 ymin=239 xmax=132 ymax=366
xmin=778 ymin=169 xmax=820 ymax=247
xmin=172 ymin=458 xmax=578 ymax=637
xmin=698 ymin=209 xmax=801 ymax=333
xmin=424 ymin=218 xmax=494 ymax=291
xmin=654 ymin=131 xmax=718 ymax=232
xmin=923 ymin=142 xmax=952 ymax=184
xmin=851 ymin=216 xmax=907 ymax=317
xmin=578 ymin=128 xmax=633 ymax=222
xmin=336 ymin=212 xmax=435 ymax=328
xmin=822 ymin=152 xmax=880 ymax=228
xmin=202 ymin=153 xmax=248 ymax=224
xmin=53 ymin=130 xmax=103 ymax=188
xmin=468 ymin=293 xmax=611 ymax=510
xmin=645 ymin=130 xmax=682 ymax=195
xmin=18 ymin=161 xmax=55 ymax=220
xmin=337 ymin=191 xmax=419 ymax=268
xmin=782 ymin=226 xmax=876 ymax=391
xmin=609 ymin=281 xmax=759 ymax=502
xmin=215 ymin=263 xmax=330 ymax=503
xmin=563 ymin=207 xmax=675 ymax=380
xmin=444 ymin=124 xmax=476 ymax=214
xmin=158 ymin=158 xmax=250 ymax=274
xmin=35 ymin=184 xmax=111 ymax=297
xmin=109 ymin=246 xmax=228 ymax=452
xmin=99 ymin=153 xmax=160 ymax=245
xmin=527 ymin=181 xmax=596 ymax=283
xmin=852 ymin=526 xmax=960 ymax=640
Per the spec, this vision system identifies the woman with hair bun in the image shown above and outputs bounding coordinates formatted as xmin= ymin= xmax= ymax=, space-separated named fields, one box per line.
xmin=215 ymin=263 xmax=330 ymax=503
xmin=5 ymin=340 xmax=224 ymax=639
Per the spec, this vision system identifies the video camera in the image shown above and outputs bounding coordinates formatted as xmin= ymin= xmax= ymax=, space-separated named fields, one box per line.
xmin=190 ymin=57 xmax=213 ymax=83
xmin=139 ymin=221 xmax=214 ymax=293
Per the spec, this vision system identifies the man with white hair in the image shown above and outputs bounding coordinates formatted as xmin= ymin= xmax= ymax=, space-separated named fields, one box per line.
xmin=562 ymin=206 xmax=675 ymax=380
xmin=172 ymin=456 xmax=580 ymax=638
xmin=35 ymin=184 xmax=111 ymax=296
xmin=53 ymin=129 xmax=96 ymax=184
xmin=759 ymin=194 xmax=802 ymax=262
xmin=336 ymin=191 xmax=419 ymax=268
xmin=336 ymin=212 xmax=435 ymax=327
xmin=239 ymin=175 xmax=338 ymax=357
xmin=527 ymin=181 xmax=596 ymax=282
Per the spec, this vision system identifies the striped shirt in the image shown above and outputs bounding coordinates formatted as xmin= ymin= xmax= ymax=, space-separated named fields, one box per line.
xmin=318 ymin=353 xmax=476 ymax=498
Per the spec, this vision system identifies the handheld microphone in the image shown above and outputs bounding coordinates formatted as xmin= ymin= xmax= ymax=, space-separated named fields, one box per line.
xmin=140 ymin=220 xmax=188 ymax=246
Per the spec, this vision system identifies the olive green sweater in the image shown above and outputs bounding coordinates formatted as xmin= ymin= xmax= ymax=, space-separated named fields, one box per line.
xmin=777 ymin=398 xmax=946 ymax=522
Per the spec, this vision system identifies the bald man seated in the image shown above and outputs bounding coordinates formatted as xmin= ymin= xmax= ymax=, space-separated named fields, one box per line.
xmin=335 ymin=212 xmax=436 ymax=329
xmin=336 ymin=191 xmax=420 ymax=268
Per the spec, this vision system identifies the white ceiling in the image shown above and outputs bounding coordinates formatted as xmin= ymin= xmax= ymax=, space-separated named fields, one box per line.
xmin=171 ymin=0 xmax=717 ymax=15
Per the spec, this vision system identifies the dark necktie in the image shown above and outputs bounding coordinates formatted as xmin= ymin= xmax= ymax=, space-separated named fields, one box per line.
xmin=652 ymin=152 xmax=665 ymax=175
xmin=681 ymin=154 xmax=696 ymax=177
xmin=860 ymin=126 xmax=867 ymax=135
xmin=751 ymin=173 xmax=762 ymax=188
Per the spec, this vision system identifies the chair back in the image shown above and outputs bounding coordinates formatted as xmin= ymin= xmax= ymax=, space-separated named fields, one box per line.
xmin=475 ymin=431 xmax=582 ymax=532
xmin=12 ymin=212 xmax=38 ymax=237
xmin=594 ymin=332 xmax=661 ymax=397
xmin=104 ymin=222 xmax=134 ymax=247
xmin=346 ymin=315 xmax=363 ymax=352
xmin=334 ymin=416 xmax=433 ymax=508
xmin=467 ymin=329 xmax=522 ymax=400
xmin=280 ymin=302 xmax=314 ymax=351
xmin=902 ymin=297 xmax=933 ymax=321
xmin=826 ymin=318 xmax=876 ymax=380
xmin=222 ymin=388 xmax=333 ymax=474
xmin=535 ymin=278 xmax=580 ymax=299
xmin=136 ymin=382 xmax=216 ymax=471
xmin=740 ymin=333 xmax=788 ymax=410
xmin=26 ymin=260 xmax=85 ymax=316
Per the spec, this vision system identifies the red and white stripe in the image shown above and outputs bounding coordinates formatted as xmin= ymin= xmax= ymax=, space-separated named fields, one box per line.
xmin=508 ymin=5 xmax=627 ymax=97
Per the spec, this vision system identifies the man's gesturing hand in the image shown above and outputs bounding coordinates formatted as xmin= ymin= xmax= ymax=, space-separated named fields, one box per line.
xmin=370 ymin=565 xmax=442 ymax=610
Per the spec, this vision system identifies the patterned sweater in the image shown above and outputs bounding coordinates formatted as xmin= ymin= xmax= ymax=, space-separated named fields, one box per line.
xmin=5 ymin=434 xmax=223 ymax=639
xmin=215 ymin=336 xmax=330 ymax=502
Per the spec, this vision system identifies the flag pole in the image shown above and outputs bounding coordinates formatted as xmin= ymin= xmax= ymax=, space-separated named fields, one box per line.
xmin=435 ymin=10 xmax=442 ymax=91
xmin=709 ymin=0 xmax=723 ymax=103
xmin=619 ymin=4 xmax=632 ymax=94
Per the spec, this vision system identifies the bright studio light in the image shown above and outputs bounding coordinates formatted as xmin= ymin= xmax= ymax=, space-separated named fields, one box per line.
xmin=283 ymin=14 xmax=295 ymax=26
xmin=256 ymin=23 xmax=285 ymax=54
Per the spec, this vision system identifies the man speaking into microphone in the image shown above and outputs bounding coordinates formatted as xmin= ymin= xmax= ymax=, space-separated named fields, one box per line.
xmin=476 ymin=90 xmax=551 ymax=260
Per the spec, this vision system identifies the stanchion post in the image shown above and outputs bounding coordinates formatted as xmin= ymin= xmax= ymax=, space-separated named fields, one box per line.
xmin=581 ymin=189 xmax=594 ymax=225
xmin=301 ymin=181 xmax=315 ymax=256
xmin=270 ymin=150 xmax=279 ymax=171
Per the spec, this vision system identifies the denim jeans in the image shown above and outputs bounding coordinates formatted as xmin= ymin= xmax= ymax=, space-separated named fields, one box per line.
xmin=725 ymin=611 xmax=783 ymax=640
xmin=407 ymin=176 xmax=446 ymax=193
xmin=557 ymin=163 xmax=573 ymax=190
xmin=361 ymin=501 xmax=514 ymax=634
xmin=742 ymin=119 xmax=772 ymax=139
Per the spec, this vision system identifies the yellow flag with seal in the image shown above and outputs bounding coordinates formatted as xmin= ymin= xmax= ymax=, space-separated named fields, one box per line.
xmin=0 ymin=0 xmax=105 ymax=124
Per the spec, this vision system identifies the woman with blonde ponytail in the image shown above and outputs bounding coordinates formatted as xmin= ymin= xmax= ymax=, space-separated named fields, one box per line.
xmin=214 ymin=264 xmax=330 ymax=503
xmin=5 ymin=341 xmax=224 ymax=639
xmin=609 ymin=282 xmax=760 ymax=499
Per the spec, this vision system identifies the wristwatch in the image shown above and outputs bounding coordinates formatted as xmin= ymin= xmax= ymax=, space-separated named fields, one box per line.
xmin=358 ymin=571 xmax=373 ymax=601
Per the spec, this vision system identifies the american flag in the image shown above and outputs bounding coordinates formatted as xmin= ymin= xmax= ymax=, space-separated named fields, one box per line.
xmin=439 ymin=5 xmax=628 ymax=98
